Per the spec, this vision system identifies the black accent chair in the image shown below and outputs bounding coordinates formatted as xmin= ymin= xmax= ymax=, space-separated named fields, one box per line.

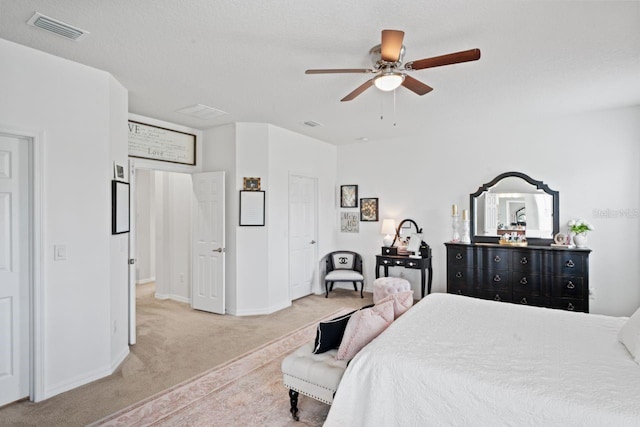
xmin=324 ymin=251 xmax=364 ymax=298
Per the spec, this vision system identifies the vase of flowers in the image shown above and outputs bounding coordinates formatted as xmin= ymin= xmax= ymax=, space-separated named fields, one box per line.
xmin=568 ymin=219 xmax=594 ymax=248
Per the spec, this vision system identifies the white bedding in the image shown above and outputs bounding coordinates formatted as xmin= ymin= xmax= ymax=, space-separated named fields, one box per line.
xmin=324 ymin=293 xmax=640 ymax=426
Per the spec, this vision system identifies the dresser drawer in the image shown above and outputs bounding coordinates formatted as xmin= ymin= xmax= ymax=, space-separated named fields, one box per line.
xmin=478 ymin=248 xmax=510 ymax=270
xmin=447 ymin=282 xmax=476 ymax=297
xmin=379 ymin=257 xmax=400 ymax=267
xmin=448 ymin=268 xmax=475 ymax=288
xmin=478 ymin=270 xmax=510 ymax=291
xmin=551 ymin=297 xmax=586 ymax=312
xmin=511 ymin=250 xmax=542 ymax=273
xmin=552 ymin=276 xmax=585 ymax=298
xmin=447 ymin=247 xmax=474 ymax=267
xmin=513 ymin=293 xmax=547 ymax=308
xmin=405 ymin=258 xmax=423 ymax=269
xmin=511 ymin=272 xmax=543 ymax=296
xmin=552 ymin=252 xmax=585 ymax=276
xmin=479 ymin=290 xmax=512 ymax=303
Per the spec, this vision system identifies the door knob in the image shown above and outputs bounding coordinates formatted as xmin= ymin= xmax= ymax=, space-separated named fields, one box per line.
xmin=212 ymin=248 xmax=224 ymax=253
xmin=310 ymin=240 xmax=316 ymax=244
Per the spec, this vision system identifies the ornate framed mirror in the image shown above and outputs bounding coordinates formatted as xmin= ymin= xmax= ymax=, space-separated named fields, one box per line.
xmin=391 ymin=219 xmax=422 ymax=247
xmin=469 ymin=172 xmax=559 ymax=245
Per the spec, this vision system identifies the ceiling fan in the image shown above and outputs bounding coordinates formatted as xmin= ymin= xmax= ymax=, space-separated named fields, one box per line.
xmin=305 ymin=29 xmax=481 ymax=102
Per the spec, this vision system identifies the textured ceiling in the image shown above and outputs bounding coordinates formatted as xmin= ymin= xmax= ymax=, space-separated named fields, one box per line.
xmin=1 ymin=0 xmax=639 ymax=145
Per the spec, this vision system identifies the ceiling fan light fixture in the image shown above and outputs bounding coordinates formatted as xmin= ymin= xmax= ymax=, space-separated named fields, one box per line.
xmin=374 ymin=72 xmax=405 ymax=92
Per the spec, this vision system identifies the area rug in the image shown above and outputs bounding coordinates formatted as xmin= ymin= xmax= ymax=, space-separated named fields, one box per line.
xmin=89 ymin=308 xmax=352 ymax=427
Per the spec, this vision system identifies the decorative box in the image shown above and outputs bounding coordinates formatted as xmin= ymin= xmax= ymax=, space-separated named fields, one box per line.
xmin=381 ymin=246 xmax=398 ymax=255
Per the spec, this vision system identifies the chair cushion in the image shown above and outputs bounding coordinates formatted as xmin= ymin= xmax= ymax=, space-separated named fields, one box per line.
xmin=335 ymin=300 xmax=394 ymax=361
xmin=325 ymin=270 xmax=363 ymax=281
xmin=331 ymin=252 xmax=356 ymax=270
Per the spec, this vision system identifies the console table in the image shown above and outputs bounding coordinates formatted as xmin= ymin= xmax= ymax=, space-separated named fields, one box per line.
xmin=445 ymin=243 xmax=591 ymax=312
xmin=375 ymin=254 xmax=433 ymax=298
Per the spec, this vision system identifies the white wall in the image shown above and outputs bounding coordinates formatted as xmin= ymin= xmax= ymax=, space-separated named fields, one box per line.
xmin=337 ymin=106 xmax=640 ymax=317
xmin=0 ymin=39 xmax=129 ymax=399
xmin=202 ymin=123 xmax=337 ymax=315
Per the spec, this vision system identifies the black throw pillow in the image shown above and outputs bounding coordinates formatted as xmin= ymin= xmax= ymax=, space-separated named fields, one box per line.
xmin=312 ymin=304 xmax=373 ymax=354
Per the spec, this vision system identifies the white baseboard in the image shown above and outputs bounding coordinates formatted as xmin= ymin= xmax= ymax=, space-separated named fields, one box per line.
xmin=154 ymin=292 xmax=190 ymax=304
xmin=110 ymin=347 xmax=130 ymax=372
xmin=136 ymin=277 xmax=156 ymax=285
xmin=226 ymin=300 xmax=291 ymax=316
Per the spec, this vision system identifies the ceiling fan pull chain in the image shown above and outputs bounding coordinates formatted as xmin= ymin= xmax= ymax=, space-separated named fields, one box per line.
xmin=380 ymin=96 xmax=384 ymax=121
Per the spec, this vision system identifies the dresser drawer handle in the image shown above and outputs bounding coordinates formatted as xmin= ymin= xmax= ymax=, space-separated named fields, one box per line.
xmin=567 ymin=302 xmax=575 ymax=311
xmin=455 ymin=272 xmax=463 ymax=278
xmin=566 ymin=281 xmax=575 ymax=289
xmin=395 ymin=261 xmax=402 ymax=265
xmin=520 ymin=277 xmax=528 ymax=285
xmin=520 ymin=257 xmax=528 ymax=264
xmin=455 ymin=253 xmax=463 ymax=260
xmin=494 ymin=294 xmax=502 ymax=301
xmin=457 ymin=290 xmax=462 ymax=295
xmin=494 ymin=255 xmax=501 ymax=262
xmin=493 ymin=275 xmax=501 ymax=282
xmin=566 ymin=260 xmax=575 ymax=268
xmin=520 ymin=297 xmax=528 ymax=305
xmin=383 ymin=260 xmax=390 ymax=265
xmin=408 ymin=262 xmax=416 ymax=267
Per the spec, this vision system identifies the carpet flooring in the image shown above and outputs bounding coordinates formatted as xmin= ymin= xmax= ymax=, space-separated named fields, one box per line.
xmin=0 ymin=283 xmax=373 ymax=426
xmin=90 ymin=309 xmax=351 ymax=427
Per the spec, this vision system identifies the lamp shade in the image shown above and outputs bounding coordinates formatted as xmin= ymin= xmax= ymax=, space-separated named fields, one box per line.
xmin=381 ymin=219 xmax=397 ymax=247
xmin=381 ymin=219 xmax=397 ymax=235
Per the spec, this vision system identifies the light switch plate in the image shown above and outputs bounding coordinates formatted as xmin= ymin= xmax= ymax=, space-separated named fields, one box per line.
xmin=54 ymin=244 xmax=67 ymax=261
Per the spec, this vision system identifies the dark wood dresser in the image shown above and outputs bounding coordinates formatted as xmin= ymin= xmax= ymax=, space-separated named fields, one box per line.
xmin=445 ymin=243 xmax=591 ymax=312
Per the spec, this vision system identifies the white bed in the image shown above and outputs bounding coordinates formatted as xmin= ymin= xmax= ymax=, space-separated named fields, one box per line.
xmin=324 ymin=293 xmax=640 ymax=426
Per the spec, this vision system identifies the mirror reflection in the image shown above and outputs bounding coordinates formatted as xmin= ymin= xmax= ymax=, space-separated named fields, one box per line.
xmin=473 ymin=176 xmax=555 ymax=239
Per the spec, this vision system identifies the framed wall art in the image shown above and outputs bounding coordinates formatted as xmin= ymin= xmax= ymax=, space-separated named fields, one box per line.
xmin=239 ymin=190 xmax=265 ymax=226
xmin=128 ymin=120 xmax=196 ymax=165
xmin=243 ymin=177 xmax=261 ymax=191
xmin=340 ymin=212 xmax=359 ymax=233
xmin=360 ymin=198 xmax=379 ymax=222
xmin=112 ymin=180 xmax=130 ymax=234
xmin=113 ymin=162 xmax=126 ymax=181
xmin=340 ymin=185 xmax=358 ymax=208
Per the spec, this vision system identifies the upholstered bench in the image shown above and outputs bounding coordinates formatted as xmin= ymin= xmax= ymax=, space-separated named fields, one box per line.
xmin=281 ymin=342 xmax=348 ymax=421
xmin=372 ymin=276 xmax=411 ymax=303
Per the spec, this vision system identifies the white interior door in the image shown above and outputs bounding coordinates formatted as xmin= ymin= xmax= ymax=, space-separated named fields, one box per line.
xmin=289 ymin=175 xmax=317 ymax=300
xmin=128 ymin=160 xmax=136 ymax=345
xmin=0 ymin=134 xmax=30 ymax=406
xmin=191 ymin=171 xmax=225 ymax=314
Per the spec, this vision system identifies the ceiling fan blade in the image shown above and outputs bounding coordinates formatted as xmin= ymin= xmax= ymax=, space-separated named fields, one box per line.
xmin=305 ymin=68 xmax=372 ymax=74
xmin=401 ymin=75 xmax=433 ymax=96
xmin=341 ymin=79 xmax=374 ymax=102
xmin=406 ymin=48 xmax=481 ymax=70
xmin=381 ymin=29 xmax=405 ymax=62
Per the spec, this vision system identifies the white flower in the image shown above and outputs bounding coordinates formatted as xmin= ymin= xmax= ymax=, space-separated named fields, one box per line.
xmin=567 ymin=219 xmax=576 ymax=227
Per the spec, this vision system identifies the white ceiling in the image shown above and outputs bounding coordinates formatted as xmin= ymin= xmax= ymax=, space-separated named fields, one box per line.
xmin=1 ymin=0 xmax=639 ymax=145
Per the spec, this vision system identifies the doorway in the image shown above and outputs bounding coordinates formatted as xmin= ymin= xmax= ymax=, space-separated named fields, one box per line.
xmin=288 ymin=174 xmax=318 ymax=300
xmin=0 ymin=133 xmax=31 ymax=406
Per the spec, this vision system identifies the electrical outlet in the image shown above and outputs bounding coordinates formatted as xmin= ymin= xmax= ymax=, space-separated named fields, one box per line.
xmin=54 ymin=244 xmax=67 ymax=261
xmin=399 ymin=271 xmax=405 ymax=278
xmin=589 ymin=288 xmax=595 ymax=300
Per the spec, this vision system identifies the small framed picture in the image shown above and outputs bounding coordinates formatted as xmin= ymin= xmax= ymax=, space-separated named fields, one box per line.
xmin=113 ymin=162 xmax=126 ymax=181
xmin=112 ymin=180 xmax=130 ymax=234
xmin=340 ymin=185 xmax=358 ymax=208
xmin=360 ymin=198 xmax=379 ymax=222
xmin=340 ymin=212 xmax=359 ymax=233
xmin=243 ymin=177 xmax=261 ymax=191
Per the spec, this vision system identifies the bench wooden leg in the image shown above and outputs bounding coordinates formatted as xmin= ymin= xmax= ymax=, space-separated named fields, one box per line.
xmin=289 ymin=389 xmax=299 ymax=421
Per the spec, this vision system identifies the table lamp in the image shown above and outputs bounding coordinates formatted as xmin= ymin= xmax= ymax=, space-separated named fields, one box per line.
xmin=381 ymin=219 xmax=397 ymax=247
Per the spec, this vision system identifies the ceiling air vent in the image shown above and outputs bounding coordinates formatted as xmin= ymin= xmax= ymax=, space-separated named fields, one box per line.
xmin=303 ymin=121 xmax=322 ymax=127
xmin=27 ymin=12 xmax=90 ymax=41
xmin=176 ymin=104 xmax=228 ymax=120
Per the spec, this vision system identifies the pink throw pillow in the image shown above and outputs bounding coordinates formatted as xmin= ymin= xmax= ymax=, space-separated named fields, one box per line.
xmin=336 ymin=300 xmax=394 ymax=360
xmin=376 ymin=290 xmax=414 ymax=319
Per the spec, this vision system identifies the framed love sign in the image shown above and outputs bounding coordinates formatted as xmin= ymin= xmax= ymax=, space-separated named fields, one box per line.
xmin=128 ymin=120 xmax=196 ymax=165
